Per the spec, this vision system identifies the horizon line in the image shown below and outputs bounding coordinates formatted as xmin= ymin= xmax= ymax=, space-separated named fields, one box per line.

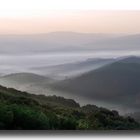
xmin=0 ymin=31 xmax=138 ymax=36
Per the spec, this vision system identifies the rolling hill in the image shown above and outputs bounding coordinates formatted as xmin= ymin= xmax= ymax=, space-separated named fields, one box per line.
xmin=52 ymin=57 xmax=140 ymax=111
xmin=0 ymin=73 xmax=52 ymax=94
xmin=31 ymin=58 xmax=115 ymax=79
xmin=0 ymin=58 xmax=115 ymax=95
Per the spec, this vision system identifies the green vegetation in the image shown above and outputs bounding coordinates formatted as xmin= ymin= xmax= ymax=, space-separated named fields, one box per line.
xmin=0 ymin=85 xmax=139 ymax=130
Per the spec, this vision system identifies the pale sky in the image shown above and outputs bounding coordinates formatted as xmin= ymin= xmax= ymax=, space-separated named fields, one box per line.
xmin=0 ymin=0 xmax=140 ymax=34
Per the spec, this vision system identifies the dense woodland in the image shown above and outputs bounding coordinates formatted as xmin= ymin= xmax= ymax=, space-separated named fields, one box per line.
xmin=0 ymin=85 xmax=139 ymax=130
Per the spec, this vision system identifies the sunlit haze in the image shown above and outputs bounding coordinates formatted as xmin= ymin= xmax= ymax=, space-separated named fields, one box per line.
xmin=0 ymin=0 xmax=140 ymax=34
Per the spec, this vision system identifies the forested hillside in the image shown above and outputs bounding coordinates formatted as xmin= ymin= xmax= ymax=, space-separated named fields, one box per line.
xmin=0 ymin=85 xmax=139 ymax=130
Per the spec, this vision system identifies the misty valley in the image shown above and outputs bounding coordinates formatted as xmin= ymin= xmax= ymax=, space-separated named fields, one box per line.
xmin=0 ymin=32 xmax=140 ymax=130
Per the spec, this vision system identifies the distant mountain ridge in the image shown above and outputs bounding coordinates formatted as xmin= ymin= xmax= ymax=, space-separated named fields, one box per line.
xmin=0 ymin=32 xmax=140 ymax=55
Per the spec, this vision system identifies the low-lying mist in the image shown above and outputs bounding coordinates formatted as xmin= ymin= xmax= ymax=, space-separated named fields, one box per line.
xmin=0 ymin=32 xmax=140 ymax=115
xmin=1 ymin=50 xmax=140 ymax=75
